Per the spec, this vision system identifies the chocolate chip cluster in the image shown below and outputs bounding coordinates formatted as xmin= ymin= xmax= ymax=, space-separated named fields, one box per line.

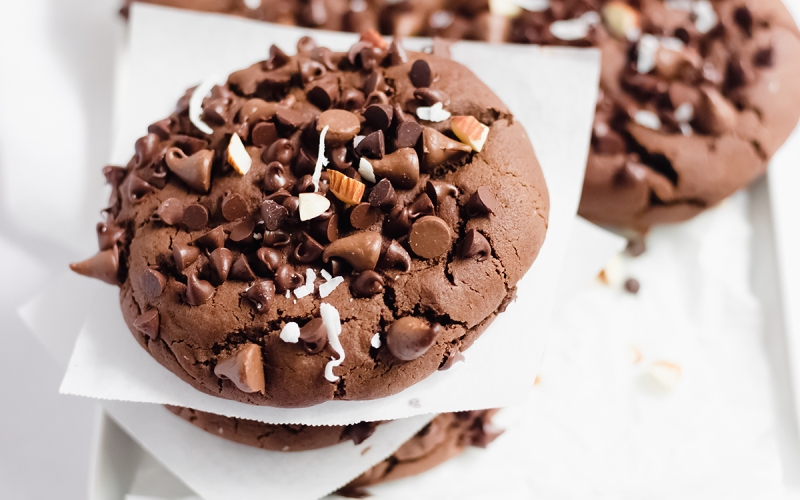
xmin=71 ymin=34 xmax=500 ymax=371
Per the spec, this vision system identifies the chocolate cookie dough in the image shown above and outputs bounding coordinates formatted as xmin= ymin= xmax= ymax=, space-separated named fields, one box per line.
xmin=124 ymin=0 xmax=800 ymax=230
xmin=70 ymin=37 xmax=548 ymax=407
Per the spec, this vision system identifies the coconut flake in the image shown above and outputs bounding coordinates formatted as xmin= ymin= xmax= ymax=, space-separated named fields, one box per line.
xmin=189 ymin=75 xmax=222 ymax=135
xmin=693 ymin=1 xmax=717 ymax=34
xmin=280 ymin=322 xmax=301 ymax=343
xmin=371 ymin=333 xmax=382 ymax=348
xmin=430 ymin=10 xmax=454 ymax=29
xmin=320 ymin=303 xmax=345 ymax=382
xmin=312 ymin=125 xmax=330 ymax=192
xmin=664 ymin=0 xmax=692 ymax=12
xmin=637 ymin=34 xmax=660 ymax=74
xmin=515 ymin=0 xmax=549 ymax=12
xmin=358 ymin=157 xmax=376 ymax=183
xmin=659 ymin=37 xmax=685 ymax=52
xmin=416 ymin=102 xmax=451 ymax=122
xmin=549 ymin=11 xmax=599 ymax=41
xmin=634 ymin=110 xmax=662 ymax=130
xmin=680 ymin=123 xmax=693 ymax=136
xmin=320 ymin=269 xmax=333 ymax=281
xmin=353 ymin=135 xmax=365 ymax=148
xmin=293 ymin=268 xmax=317 ymax=299
xmin=349 ymin=0 xmax=367 ymax=13
xmin=244 ymin=0 xmax=261 ymax=8
xmin=674 ymin=103 xmax=694 ymax=123
xmin=319 ymin=276 xmax=345 ymax=298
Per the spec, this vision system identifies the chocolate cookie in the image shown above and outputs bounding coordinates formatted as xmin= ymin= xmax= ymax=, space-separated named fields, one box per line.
xmin=70 ymin=37 xmax=549 ymax=407
xmin=125 ymin=0 xmax=800 ymax=230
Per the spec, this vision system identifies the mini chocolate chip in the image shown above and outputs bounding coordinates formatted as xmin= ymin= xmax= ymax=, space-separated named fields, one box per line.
xmin=257 ymin=247 xmax=284 ymax=274
xmin=299 ymin=317 xmax=328 ymax=353
xmin=263 ymin=161 xmax=292 ymax=192
xmin=155 ymin=198 xmax=185 ymax=226
xmin=344 ymin=422 xmax=378 ymax=446
xmin=331 ymin=146 xmax=352 ymax=170
xmin=624 ymin=278 xmax=641 ymax=294
xmin=96 ymin=221 xmax=125 ymax=251
xmin=733 ymin=6 xmax=753 ymax=37
xmin=409 ymin=59 xmax=432 ymax=87
xmin=274 ymin=264 xmax=304 ymax=293
xmin=318 ymin=109 xmax=361 ymax=144
xmin=132 ymin=133 xmax=159 ymax=169
xmin=368 ymin=148 xmax=420 ymax=189
xmin=251 ymin=122 xmax=278 ymax=148
xmin=363 ymin=71 xmax=383 ymax=96
xmin=311 ymin=46 xmax=337 ymax=71
xmin=228 ymin=217 xmax=256 ymax=243
xmin=186 ymin=273 xmax=214 ymax=306
xmin=378 ymin=239 xmax=412 ymax=272
xmin=409 ymin=216 xmax=452 ymax=259
xmin=221 ymin=193 xmax=249 ymax=222
xmin=307 ymin=78 xmax=339 ymax=110
xmin=408 ymin=193 xmax=435 ymax=219
xmin=209 ymin=248 xmax=233 ymax=284
xmin=593 ymin=129 xmax=626 ymax=155
xmin=261 ymin=200 xmax=289 ymax=231
xmin=465 ymin=187 xmax=498 ymax=217
xmin=183 ymin=204 xmax=209 ymax=231
xmin=341 ymin=88 xmax=366 ymax=111
xmin=293 ymin=148 xmax=317 ymax=178
xmin=458 ymin=229 xmax=491 ymax=262
xmin=266 ymin=44 xmax=290 ymax=70
xmin=293 ymin=174 xmax=317 ymax=195
xmin=322 ymin=231 xmax=383 ymax=271
xmin=300 ymin=60 xmax=327 ymax=84
xmin=103 ymin=165 xmax=126 ymax=188
xmin=173 ymin=243 xmax=200 ymax=272
xmin=230 ymin=254 xmax=256 ymax=282
xmin=297 ymin=36 xmax=317 ymax=54
xmin=275 ymin=108 xmax=310 ymax=130
xmin=245 ymin=280 xmax=275 ymax=313
xmin=413 ymin=88 xmax=449 ymax=106
xmin=386 ymin=317 xmax=440 ymax=361
xmin=310 ymin=212 xmax=339 ymax=243
xmin=69 ymin=248 xmax=120 ymax=285
xmin=626 ymin=238 xmax=646 ymax=257
xmin=350 ymin=203 xmax=380 ymax=229
xmin=214 ymin=344 xmax=265 ymax=394
xmin=351 ymin=270 xmax=385 ymax=298
xmin=262 ymin=138 xmax=296 ymax=165
xmin=753 ymin=47 xmax=774 ymax=68
xmin=262 ymin=229 xmax=292 ymax=247
xmin=355 ymin=130 xmax=385 ymax=159
xmin=141 ymin=268 xmax=167 ymax=297
xmin=364 ymin=90 xmax=389 ymax=107
xmin=363 ymin=104 xmax=393 ymax=131
xmin=383 ymin=205 xmax=412 ymax=237
xmin=293 ymin=232 xmax=325 ymax=263
xmin=164 ymin=148 xmax=213 ymax=193
xmin=194 ymin=226 xmax=226 ymax=250
xmin=368 ymin=179 xmax=397 ymax=211
xmin=133 ymin=309 xmax=160 ymax=339
xmin=126 ymin=175 xmax=154 ymax=203
xmin=388 ymin=39 xmax=408 ymax=66
xmin=424 ymin=180 xmax=459 ymax=208
xmin=147 ymin=118 xmax=171 ymax=140
xmin=395 ymin=121 xmax=423 ymax=149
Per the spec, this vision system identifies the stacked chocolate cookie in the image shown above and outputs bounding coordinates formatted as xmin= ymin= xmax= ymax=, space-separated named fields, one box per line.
xmin=71 ymin=35 xmax=547 ymax=491
xmin=123 ymin=0 xmax=800 ymax=231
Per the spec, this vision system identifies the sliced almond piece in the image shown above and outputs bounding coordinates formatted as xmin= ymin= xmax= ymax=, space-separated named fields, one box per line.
xmin=602 ymin=1 xmax=641 ymax=41
xmin=327 ymin=169 xmax=366 ymax=205
xmin=227 ymin=133 xmax=252 ymax=175
xmin=359 ymin=28 xmax=388 ymax=50
xmin=451 ymin=116 xmax=490 ymax=152
xmin=298 ymin=192 xmax=331 ymax=221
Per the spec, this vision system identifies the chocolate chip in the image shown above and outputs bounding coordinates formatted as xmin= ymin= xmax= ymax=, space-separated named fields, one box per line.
xmin=364 ymin=90 xmax=389 ymax=108
xmin=311 ymin=46 xmax=338 ymax=71
xmin=194 ymin=226 xmax=226 ymax=250
xmin=300 ymin=60 xmax=327 ymax=84
xmin=424 ymin=180 xmax=458 ymax=208
xmin=165 ymin=148 xmax=213 ymax=193
xmin=293 ymin=174 xmax=316 ymax=195
xmin=378 ymin=239 xmax=412 ymax=272
xmin=307 ymin=78 xmax=339 ymax=110
xmin=351 ymin=270 xmax=385 ymax=298
xmin=220 ymin=193 xmax=248 ymax=222
xmin=408 ymin=193 xmax=435 ymax=219
xmin=96 ymin=221 xmax=125 ymax=251
xmin=214 ymin=344 xmax=265 ymax=394
xmin=733 ymin=6 xmax=753 ymax=37
xmin=363 ymin=104 xmax=393 ymax=131
xmin=753 ymin=47 xmax=774 ymax=68
xmin=263 ymin=161 xmax=292 ymax=192
xmin=262 ymin=229 xmax=292 ymax=247
xmin=103 ymin=165 xmax=127 ymax=188
xmin=133 ymin=309 xmax=160 ymax=339
xmin=251 ymin=122 xmax=278 ymax=148
xmin=626 ymin=238 xmax=646 ymax=257
xmin=593 ymin=129 xmax=626 ymax=155
xmin=331 ymin=146 xmax=352 ymax=170
xmin=386 ymin=317 xmax=440 ymax=361
xmin=458 ymin=229 xmax=491 ymax=262
xmin=126 ymin=175 xmax=154 ymax=203
xmin=395 ymin=121 xmax=423 ymax=149
xmin=297 ymin=36 xmax=317 ymax=54
xmin=182 ymin=204 xmax=209 ymax=231
xmin=624 ymin=278 xmax=641 ymax=294
xmin=275 ymin=108 xmax=310 ymax=130
xmin=266 ymin=44 xmax=290 ymax=70
xmin=355 ymin=130 xmax=385 ymax=159
xmin=141 ymin=268 xmax=167 ymax=297
xmin=363 ymin=71 xmax=384 ymax=96
xmin=299 ymin=317 xmax=328 ymax=354
xmin=465 ymin=186 xmax=498 ymax=217
xmin=293 ymin=232 xmax=325 ymax=263
xmin=388 ymin=39 xmax=408 ymax=66
xmin=261 ymin=200 xmax=289 ymax=231
xmin=155 ymin=198 xmax=185 ymax=226
xmin=413 ymin=88 xmax=449 ymax=106
xmin=173 ymin=243 xmax=200 ymax=272
xmin=245 ymin=280 xmax=275 ymax=313
xmin=383 ymin=205 xmax=412 ymax=237
xmin=368 ymin=148 xmax=420 ymax=189
xmin=322 ymin=231 xmax=383 ymax=271
xmin=368 ymin=179 xmax=397 ymax=211
xmin=228 ymin=217 xmax=256 ymax=243
xmin=409 ymin=59 xmax=432 ymax=87
xmin=257 ymin=247 xmax=284 ymax=274
xmin=274 ymin=264 xmax=304 ymax=293
xmin=311 ymin=212 xmax=339 ymax=243
xmin=341 ymin=88 xmax=366 ymax=111
xmin=409 ymin=216 xmax=452 ymax=259
xmin=350 ymin=203 xmax=380 ymax=229
xmin=69 ymin=247 xmax=120 ymax=285
xmin=147 ymin=119 xmax=171 ymax=140
xmin=186 ymin=273 xmax=214 ymax=306
xmin=230 ymin=254 xmax=256 ymax=282
xmin=209 ymin=248 xmax=233 ymax=284
xmin=421 ymin=127 xmax=471 ymax=171
xmin=318 ymin=109 xmax=361 ymax=144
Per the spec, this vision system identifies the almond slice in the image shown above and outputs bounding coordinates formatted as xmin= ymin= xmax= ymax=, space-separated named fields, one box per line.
xmin=647 ymin=361 xmax=682 ymax=391
xmin=298 ymin=192 xmax=331 ymax=221
xmin=602 ymin=1 xmax=641 ymax=41
xmin=227 ymin=133 xmax=252 ymax=175
xmin=451 ymin=116 xmax=490 ymax=152
xmin=359 ymin=28 xmax=388 ymax=50
xmin=328 ymin=169 xmax=366 ymax=205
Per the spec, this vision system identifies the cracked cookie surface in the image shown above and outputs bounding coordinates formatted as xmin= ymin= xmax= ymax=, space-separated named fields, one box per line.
xmin=72 ymin=37 xmax=548 ymax=408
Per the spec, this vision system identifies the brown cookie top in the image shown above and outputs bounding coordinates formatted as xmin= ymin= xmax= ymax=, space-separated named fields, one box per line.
xmin=71 ymin=36 xmax=548 ymax=408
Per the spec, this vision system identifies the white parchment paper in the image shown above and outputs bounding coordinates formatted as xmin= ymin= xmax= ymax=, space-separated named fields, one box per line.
xmin=55 ymin=4 xmax=602 ymax=426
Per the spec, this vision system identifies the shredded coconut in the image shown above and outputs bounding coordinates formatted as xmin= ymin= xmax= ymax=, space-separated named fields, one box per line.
xmin=319 ymin=276 xmax=345 ymax=298
xmin=371 ymin=333 xmax=382 ymax=348
xmin=320 ymin=304 xmax=345 ymax=382
xmin=674 ymin=103 xmax=694 ymax=123
xmin=692 ymin=1 xmax=717 ymax=34
xmin=358 ymin=158 xmax=376 ymax=183
xmin=637 ymin=34 xmax=660 ymax=74
xmin=293 ymin=268 xmax=317 ymax=299
xmin=634 ymin=110 xmax=661 ymax=130
xmin=243 ymin=0 xmax=261 ymax=8
xmin=189 ymin=75 xmax=221 ymax=135
xmin=680 ymin=123 xmax=693 ymax=136
xmin=349 ymin=0 xmax=367 ymax=13
xmin=416 ymin=102 xmax=451 ymax=122
xmin=515 ymin=0 xmax=549 ymax=12
xmin=312 ymin=125 xmax=329 ymax=192
xmin=549 ymin=11 xmax=599 ymax=41
xmin=320 ymin=269 xmax=333 ymax=281
xmin=280 ymin=322 xmax=301 ymax=343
